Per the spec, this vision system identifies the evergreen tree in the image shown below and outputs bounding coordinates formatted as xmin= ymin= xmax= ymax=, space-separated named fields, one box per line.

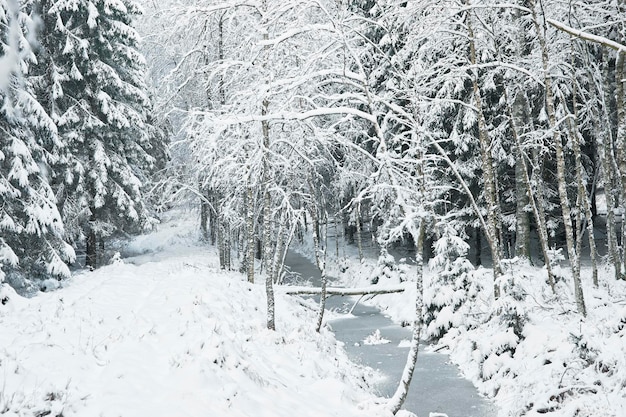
xmin=32 ymin=0 xmax=165 ymax=268
xmin=1 ymin=0 xmax=74 ymax=294
xmin=424 ymin=224 xmax=476 ymax=341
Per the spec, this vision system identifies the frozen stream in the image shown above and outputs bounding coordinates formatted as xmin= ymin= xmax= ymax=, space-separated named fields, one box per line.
xmin=284 ymin=251 xmax=496 ymax=417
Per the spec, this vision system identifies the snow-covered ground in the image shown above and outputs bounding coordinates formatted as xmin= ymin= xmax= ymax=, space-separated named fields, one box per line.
xmin=320 ymin=238 xmax=626 ymax=417
xmin=0 ymin=212 xmax=391 ymax=417
xmin=3 ymin=211 xmax=624 ymax=417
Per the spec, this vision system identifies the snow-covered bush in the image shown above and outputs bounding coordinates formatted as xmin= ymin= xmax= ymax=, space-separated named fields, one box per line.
xmin=494 ymin=270 xmax=528 ymax=340
xmin=469 ymin=269 xmax=529 ymax=396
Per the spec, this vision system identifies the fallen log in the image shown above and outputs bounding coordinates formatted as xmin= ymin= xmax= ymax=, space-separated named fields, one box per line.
xmin=277 ymin=284 xmax=406 ymax=296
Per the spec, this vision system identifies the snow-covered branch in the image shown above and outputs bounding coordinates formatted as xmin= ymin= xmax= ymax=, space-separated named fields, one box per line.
xmin=547 ymin=18 xmax=626 ymax=53
xmin=215 ymin=106 xmax=377 ymax=125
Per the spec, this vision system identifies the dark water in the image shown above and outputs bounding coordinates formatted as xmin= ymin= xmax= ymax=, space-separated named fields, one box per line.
xmin=284 ymin=251 xmax=496 ymax=417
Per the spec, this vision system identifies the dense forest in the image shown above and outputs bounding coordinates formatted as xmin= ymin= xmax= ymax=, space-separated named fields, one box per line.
xmin=4 ymin=0 xmax=626 ymax=302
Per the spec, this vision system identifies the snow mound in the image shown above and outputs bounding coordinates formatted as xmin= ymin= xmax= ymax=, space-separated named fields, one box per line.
xmin=397 ymin=339 xmax=412 ymax=348
xmin=363 ymin=329 xmax=391 ymax=345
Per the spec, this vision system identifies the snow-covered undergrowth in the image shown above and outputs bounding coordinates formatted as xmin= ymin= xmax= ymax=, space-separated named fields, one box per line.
xmin=330 ymin=244 xmax=626 ymax=417
xmin=0 ymin=212 xmax=389 ymax=417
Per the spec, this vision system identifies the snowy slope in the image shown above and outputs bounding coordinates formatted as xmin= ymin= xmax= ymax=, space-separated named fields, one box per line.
xmin=0 ymin=214 xmax=389 ymax=417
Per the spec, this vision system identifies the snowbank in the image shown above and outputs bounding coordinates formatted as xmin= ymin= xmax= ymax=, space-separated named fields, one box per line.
xmin=332 ymin=246 xmax=626 ymax=417
xmin=0 ymin=215 xmax=391 ymax=417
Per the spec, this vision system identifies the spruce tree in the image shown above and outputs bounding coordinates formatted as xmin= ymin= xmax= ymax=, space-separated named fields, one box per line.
xmin=425 ymin=224 xmax=476 ymax=341
xmin=1 ymin=0 xmax=74 ymax=294
xmin=32 ymin=0 xmax=164 ymax=268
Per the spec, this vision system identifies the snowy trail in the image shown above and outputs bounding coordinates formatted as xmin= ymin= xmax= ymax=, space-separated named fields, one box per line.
xmin=0 ymin=234 xmax=390 ymax=417
xmin=283 ymin=250 xmax=497 ymax=417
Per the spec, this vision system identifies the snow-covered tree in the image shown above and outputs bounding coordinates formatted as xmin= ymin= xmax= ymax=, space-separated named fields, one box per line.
xmin=425 ymin=224 xmax=477 ymax=341
xmin=32 ymin=0 xmax=164 ymax=269
xmin=1 ymin=0 xmax=75 ymax=293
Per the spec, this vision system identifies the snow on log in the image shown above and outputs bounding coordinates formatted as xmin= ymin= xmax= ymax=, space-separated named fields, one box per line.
xmin=277 ymin=284 xmax=407 ymax=296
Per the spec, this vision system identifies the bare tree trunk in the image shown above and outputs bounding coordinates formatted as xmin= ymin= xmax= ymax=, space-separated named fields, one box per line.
xmin=507 ymin=90 xmax=556 ymax=291
xmin=260 ymin=7 xmax=275 ymax=327
xmin=217 ymin=218 xmax=225 ymax=269
xmin=263 ymin=187 xmax=275 ymax=330
xmin=514 ymin=153 xmax=531 ymax=260
xmin=530 ymin=140 xmax=554 ymax=268
xmin=216 ymin=202 xmax=226 ymax=270
xmin=209 ymin=215 xmax=217 ymax=246
xmin=615 ymin=51 xmax=626 ymax=281
xmin=561 ymin=71 xmax=598 ymax=287
xmin=474 ymin=228 xmax=482 ymax=266
xmin=246 ymin=185 xmax=255 ymax=283
xmin=314 ymin=212 xmax=328 ymax=333
xmin=85 ymin=208 xmax=97 ymax=270
xmin=389 ymin=221 xmax=424 ymax=415
xmin=334 ymin=214 xmax=340 ymax=258
xmin=200 ymin=186 xmax=209 ymax=241
xmin=275 ymin=216 xmax=297 ymax=285
xmin=271 ymin=208 xmax=290 ymax=285
xmin=262 ymin=100 xmax=275 ymax=329
xmin=311 ymin=207 xmax=321 ymax=269
xmin=569 ymin=47 xmax=598 ymax=287
xmin=600 ymin=49 xmax=623 ymax=279
xmin=272 ymin=226 xmax=284 ymax=284
xmin=225 ymin=224 xmax=231 ymax=270
xmin=223 ymin=224 xmax=228 ymax=270
xmin=355 ymin=202 xmax=364 ymax=262
xmin=465 ymin=4 xmax=503 ymax=298
xmin=530 ymin=0 xmax=586 ymax=315
xmin=508 ymin=8 xmax=530 ymax=263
